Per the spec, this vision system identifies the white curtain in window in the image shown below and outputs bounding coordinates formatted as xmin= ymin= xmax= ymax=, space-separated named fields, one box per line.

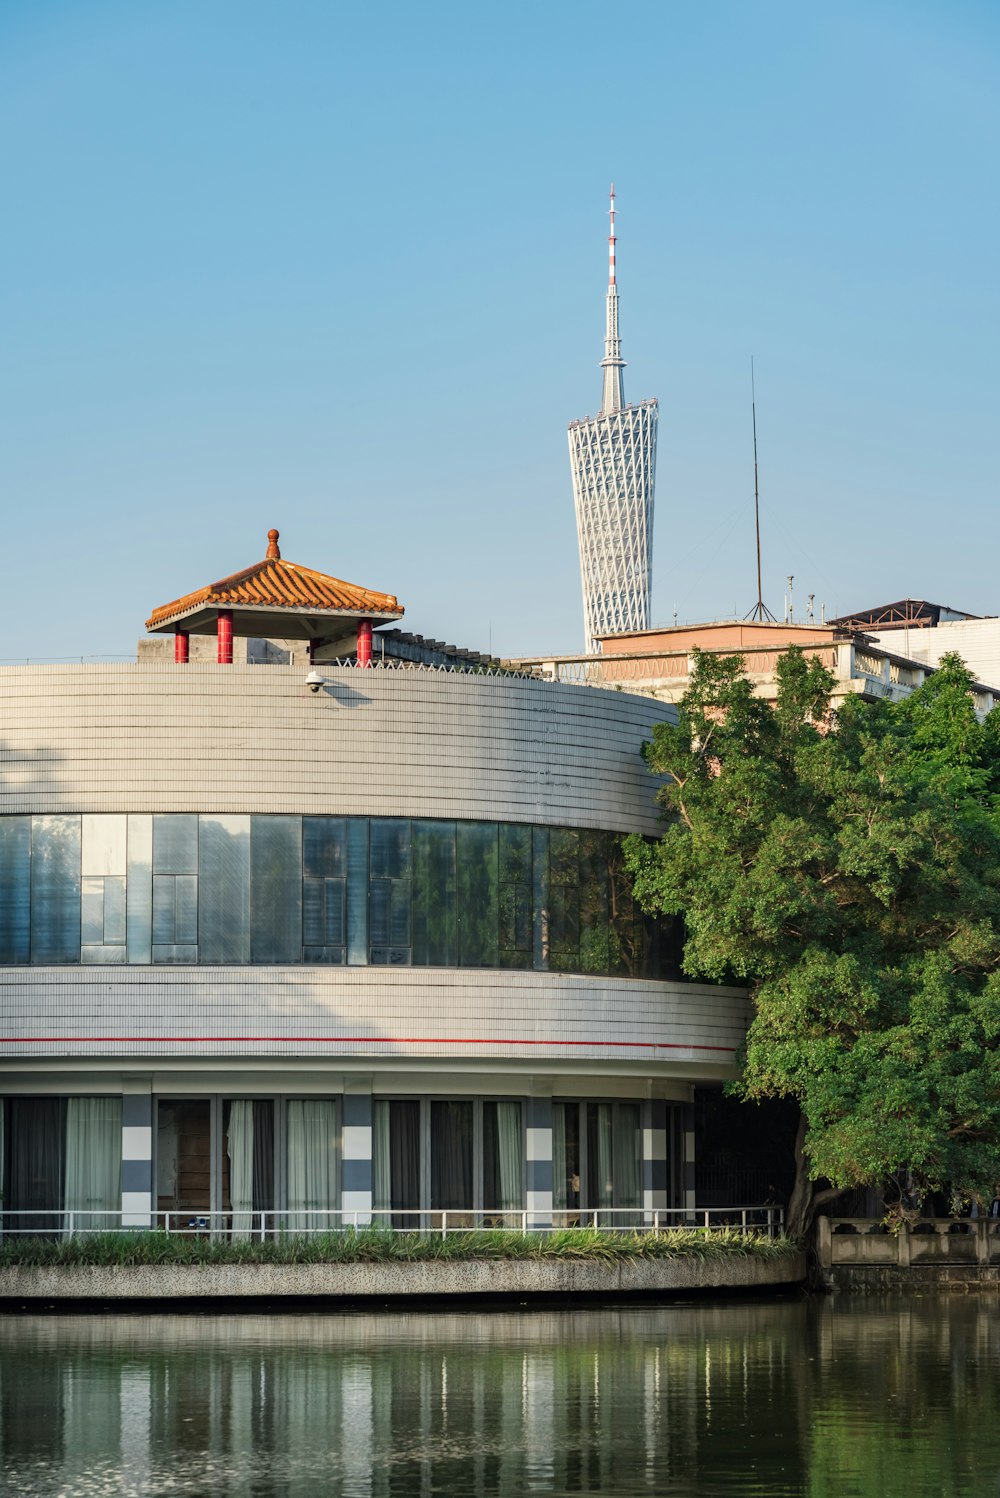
xmin=228 ymin=1100 xmax=254 ymax=1238
xmin=287 ymin=1100 xmax=337 ymax=1232
xmin=373 ymin=1100 xmax=391 ymax=1216
xmin=65 ymin=1098 xmax=121 ymax=1233
xmin=497 ymin=1102 xmax=523 ymax=1212
xmin=552 ymin=1103 xmax=567 ymax=1212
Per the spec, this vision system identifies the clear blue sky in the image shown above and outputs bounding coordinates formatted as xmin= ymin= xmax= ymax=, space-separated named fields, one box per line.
xmin=2 ymin=1 xmax=997 ymax=660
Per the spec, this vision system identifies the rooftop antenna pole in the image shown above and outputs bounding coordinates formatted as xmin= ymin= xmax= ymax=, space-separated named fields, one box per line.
xmin=745 ymin=357 xmax=776 ymax=621
xmin=600 ymin=184 xmax=626 ymax=416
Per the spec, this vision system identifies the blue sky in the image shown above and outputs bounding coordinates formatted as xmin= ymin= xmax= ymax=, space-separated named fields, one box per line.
xmin=2 ymin=1 xmax=997 ymax=660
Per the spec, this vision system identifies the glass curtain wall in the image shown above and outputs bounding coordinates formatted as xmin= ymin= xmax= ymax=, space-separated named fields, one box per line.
xmin=0 ymin=815 xmax=679 ymax=979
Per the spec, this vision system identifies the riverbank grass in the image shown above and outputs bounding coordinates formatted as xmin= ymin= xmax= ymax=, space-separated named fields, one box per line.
xmin=0 ymin=1227 xmax=798 ymax=1268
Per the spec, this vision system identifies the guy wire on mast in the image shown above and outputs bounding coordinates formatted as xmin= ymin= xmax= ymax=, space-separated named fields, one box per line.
xmin=745 ymin=356 xmax=776 ymax=622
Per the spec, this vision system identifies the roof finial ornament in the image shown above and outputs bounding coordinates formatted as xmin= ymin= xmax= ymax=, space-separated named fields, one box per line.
xmin=266 ymin=528 xmax=280 ymax=560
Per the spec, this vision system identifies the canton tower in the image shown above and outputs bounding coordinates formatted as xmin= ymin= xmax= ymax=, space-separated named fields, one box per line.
xmin=568 ymin=187 xmax=658 ymax=653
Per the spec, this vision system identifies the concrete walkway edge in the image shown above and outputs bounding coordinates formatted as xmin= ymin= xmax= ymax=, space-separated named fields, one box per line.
xmin=0 ymin=1253 xmax=806 ymax=1301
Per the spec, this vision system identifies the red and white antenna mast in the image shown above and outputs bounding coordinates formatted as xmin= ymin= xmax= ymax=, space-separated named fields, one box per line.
xmin=609 ymin=182 xmax=617 ymax=286
xmin=600 ymin=183 xmax=626 ymax=413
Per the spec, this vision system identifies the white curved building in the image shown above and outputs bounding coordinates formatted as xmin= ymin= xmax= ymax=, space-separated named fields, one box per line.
xmin=0 ymin=535 xmax=747 ymax=1234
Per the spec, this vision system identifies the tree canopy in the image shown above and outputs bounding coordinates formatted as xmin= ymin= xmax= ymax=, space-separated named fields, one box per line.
xmin=624 ymin=649 xmax=1000 ymax=1233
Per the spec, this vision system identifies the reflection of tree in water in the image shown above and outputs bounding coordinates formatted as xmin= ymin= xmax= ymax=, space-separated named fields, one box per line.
xmin=804 ymin=1299 xmax=1000 ymax=1498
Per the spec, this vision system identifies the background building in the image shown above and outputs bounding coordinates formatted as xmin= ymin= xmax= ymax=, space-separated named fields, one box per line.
xmin=832 ymin=599 xmax=1000 ymax=689
xmin=568 ymin=189 xmax=658 ymax=654
xmin=509 ymin=617 xmax=1000 ymax=720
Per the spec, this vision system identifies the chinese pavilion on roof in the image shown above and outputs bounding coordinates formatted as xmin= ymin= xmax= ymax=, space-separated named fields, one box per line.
xmin=145 ymin=529 xmax=404 ymax=665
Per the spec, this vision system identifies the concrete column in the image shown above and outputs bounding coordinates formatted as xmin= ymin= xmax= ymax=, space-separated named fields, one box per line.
xmin=341 ymin=1089 xmax=373 ymax=1224
xmin=977 ymin=1219 xmax=992 ymax=1265
xmin=642 ymin=1099 xmax=669 ymax=1222
xmin=121 ymin=1081 xmax=154 ymax=1228
xmin=525 ymin=1096 xmax=553 ymax=1228
xmin=816 ymin=1215 xmax=832 ymax=1269
xmin=897 ymin=1222 xmax=912 ymax=1267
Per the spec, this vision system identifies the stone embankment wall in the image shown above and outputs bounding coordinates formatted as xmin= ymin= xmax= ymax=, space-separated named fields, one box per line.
xmin=819 ymin=1217 xmax=1000 ymax=1292
xmin=0 ymin=1253 xmax=805 ymax=1303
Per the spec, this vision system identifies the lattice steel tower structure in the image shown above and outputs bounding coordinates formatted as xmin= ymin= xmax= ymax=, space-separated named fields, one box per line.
xmin=568 ymin=187 xmax=658 ymax=653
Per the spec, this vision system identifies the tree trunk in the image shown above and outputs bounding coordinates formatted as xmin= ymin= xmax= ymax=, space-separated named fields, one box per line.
xmin=785 ymin=1111 xmax=849 ymax=1239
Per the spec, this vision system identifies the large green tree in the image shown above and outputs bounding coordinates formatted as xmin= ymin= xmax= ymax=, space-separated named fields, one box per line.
xmin=625 ymin=649 xmax=1000 ymax=1236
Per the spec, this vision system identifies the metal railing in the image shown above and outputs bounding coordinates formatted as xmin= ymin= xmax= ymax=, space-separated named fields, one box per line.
xmin=0 ymin=1205 xmax=784 ymax=1239
xmin=307 ymin=657 xmax=534 ymax=679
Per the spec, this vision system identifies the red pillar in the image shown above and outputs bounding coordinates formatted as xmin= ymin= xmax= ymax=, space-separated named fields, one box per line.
xmin=217 ymin=610 xmax=233 ymax=665
xmin=174 ymin=630 xmax=189 ymax=664
xmin=357 ymin=618 xmax=373 ymax=667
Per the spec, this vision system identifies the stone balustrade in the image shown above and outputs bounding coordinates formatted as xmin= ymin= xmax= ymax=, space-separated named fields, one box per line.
xmin=818 ymin=1217 xmax=1000 ymax=1290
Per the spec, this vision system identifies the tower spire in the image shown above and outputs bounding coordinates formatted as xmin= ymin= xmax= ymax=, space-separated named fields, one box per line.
xmin=569 ymin=183 xmax=657 ymax=653
xmin=600 ymin=184 xmax=626 ymax=414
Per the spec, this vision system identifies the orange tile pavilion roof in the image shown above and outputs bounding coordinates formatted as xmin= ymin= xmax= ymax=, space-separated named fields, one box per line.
xmin=146 ymin=529 xmax=404 ymax=637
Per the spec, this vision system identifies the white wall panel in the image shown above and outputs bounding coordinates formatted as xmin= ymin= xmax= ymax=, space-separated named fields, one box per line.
xmin=0 ymin=665 xmax=672 ymax=834
xmin=0 ymin=966 xmax=748 ymax=1079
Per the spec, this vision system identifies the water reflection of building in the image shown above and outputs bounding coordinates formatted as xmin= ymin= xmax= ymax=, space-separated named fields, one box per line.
xmin=0 ymin=530 xmax=749 ymax=1232
xmin=0 ymin=1307 xmax=812 ymax=1494
xmin=9 ymin=1302 xmax=1000 ymax=1494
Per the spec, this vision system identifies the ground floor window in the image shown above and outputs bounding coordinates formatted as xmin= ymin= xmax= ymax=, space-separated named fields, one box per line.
xmin=223 ymin=1099 xmax=274 ymax=1235
xmin=1 ymin=1091 xmax=671 ymax=1235
xmin=374 ymin=1097 xmax=524 ymax=1223
xmin=2 ymin=1096 xmax=121 ymax=1233
xmin=286 ymin=1099 xmax=338 ymax=1230
xmin=553 ymin=1100 xmax=642 ymax=1222
xmin=156 ymin=1096 xmax=337 ymax=1232
xmin=156 ymin=1099 xmax=211 ymax=1218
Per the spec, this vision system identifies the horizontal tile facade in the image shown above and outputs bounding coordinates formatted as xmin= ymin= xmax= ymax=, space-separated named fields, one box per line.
xmin=0 ymin=967 xmax=749 ymax=1073
xmin=0 ymin=665 xmax=672 ymax=832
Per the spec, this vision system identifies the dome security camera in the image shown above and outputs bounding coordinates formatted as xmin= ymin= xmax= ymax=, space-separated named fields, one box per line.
xmin=306 ymin=671 xmax=325 ymax=694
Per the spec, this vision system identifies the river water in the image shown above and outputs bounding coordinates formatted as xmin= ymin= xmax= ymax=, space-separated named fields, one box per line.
xmin=1 ymin=1295 xmax=997 ymax=1496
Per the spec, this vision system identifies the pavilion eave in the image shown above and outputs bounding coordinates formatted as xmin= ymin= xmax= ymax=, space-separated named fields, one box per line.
xmin=146 ymin=601 xmax=404 ymax=640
